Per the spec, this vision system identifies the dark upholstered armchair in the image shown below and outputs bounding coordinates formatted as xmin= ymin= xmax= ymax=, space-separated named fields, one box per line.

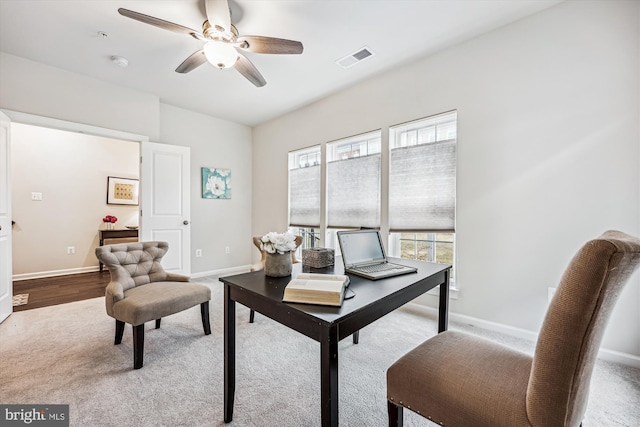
xmin=95 ymin=241 xmax=211 ymax=369
xmin=387 ymin=230 xmax=640 ymax=427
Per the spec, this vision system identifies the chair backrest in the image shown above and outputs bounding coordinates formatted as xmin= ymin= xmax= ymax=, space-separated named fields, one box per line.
xmin=95 ymin=241 xmax=170 ymax=292
xmin=527 ymin=230 xmax=640 ymax=426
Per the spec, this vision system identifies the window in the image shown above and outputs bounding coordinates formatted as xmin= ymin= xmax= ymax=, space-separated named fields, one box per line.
xmin=286 ymin=111 xmax=457 ymax=288
xmin=390 ymin=232 xmax=455 ymax=280
xmin=326 ymin=131 xmax=381 ymax=229
xmin=388 ymin=112 xmax=457 ymax=281
xmin=289 ymin=226 xmax=321 ymax=259
xmin=288 ymin=146 xmax=321 ymax=229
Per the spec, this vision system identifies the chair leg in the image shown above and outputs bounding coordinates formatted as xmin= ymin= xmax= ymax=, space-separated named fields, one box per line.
xmin=133 ymin=324 xmax=145 ymax=369
xmin=353 ymin=330 xmax=359 ymax=344
xmin=155 ymin=319 xmax=161 ymax=329
xmin=249 ymin=309 xmax=255 ymax=323
xmin=201 ymin=301 xmax=211 ymax=335
xmin=388 ymin=401 xmax=403 ymax=427
xmin=114 ymin=320 xmax=125 ymax=345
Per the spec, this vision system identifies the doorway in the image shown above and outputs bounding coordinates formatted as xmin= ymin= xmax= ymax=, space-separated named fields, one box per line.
xmin=10 ymin=123 xmax=140 ymax=308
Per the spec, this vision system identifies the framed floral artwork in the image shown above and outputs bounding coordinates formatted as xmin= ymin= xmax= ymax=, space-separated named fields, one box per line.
xmin=107 ymin=176 xmax=139 ymax=205
xmin=202 ymin=167 xmax=231 ymax=199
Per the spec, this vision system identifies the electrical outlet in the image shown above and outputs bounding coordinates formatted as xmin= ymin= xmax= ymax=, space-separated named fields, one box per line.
xmin=67 ymin=246 xmax=75 ymax=255
xmin=31 ymin=192 xmax=43 ymax=201
xmin=195 ymin=249 xmax=202 ymax=257
xmin=225 ymin=246 xmax=230 ymax=254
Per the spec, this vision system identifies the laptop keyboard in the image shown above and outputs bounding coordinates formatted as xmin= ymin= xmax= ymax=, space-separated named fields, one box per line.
xmin=356 ymin=263 xmax=399 ymax=273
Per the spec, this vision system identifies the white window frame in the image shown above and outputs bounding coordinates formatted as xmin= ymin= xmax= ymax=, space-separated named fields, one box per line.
xmin=388 ymin=111 xmax=457 ymax=290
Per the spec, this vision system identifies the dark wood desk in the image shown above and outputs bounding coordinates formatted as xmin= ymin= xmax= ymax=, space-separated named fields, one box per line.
xmin=220 ymin=257 xmax=451 ymax=427
xmin=98 ymin=228 xmax=139 ymax=271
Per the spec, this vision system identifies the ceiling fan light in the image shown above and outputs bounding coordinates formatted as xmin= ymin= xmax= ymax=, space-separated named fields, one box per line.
xmin=204 ymin=41 xmax=238 ymax=69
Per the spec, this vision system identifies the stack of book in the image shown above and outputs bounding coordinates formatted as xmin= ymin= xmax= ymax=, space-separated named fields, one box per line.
xmin=282 ymin=273 xmax=350 ymax=306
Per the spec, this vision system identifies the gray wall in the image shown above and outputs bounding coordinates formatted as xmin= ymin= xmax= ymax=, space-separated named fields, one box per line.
xmin=0 ymin=52 xmax=253 ymax=276
xmin=252 ymin=1 xmax=640 ymax=361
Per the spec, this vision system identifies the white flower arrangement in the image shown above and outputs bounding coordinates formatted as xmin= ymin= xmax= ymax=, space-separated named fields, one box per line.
xmin=260 ymin=230 xmax=298 ymax=254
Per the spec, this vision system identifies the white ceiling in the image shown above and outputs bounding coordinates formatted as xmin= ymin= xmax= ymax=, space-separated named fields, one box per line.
xmin=0 ymin=0 xmax=563 ymax=126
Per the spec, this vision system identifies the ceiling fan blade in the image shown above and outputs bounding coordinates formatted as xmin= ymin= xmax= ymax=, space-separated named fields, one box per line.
xmin=234 ymin=53 xmax=266 ymax=87
xmin=175 ymin=50 xmax=207 ymax=74
xmin=118 ymin=8 xmax=203 ymax=38
xmin=205 ymin=0 xmax=231 ymax=32
xmin=237 ymin=36 xmax=303 ymax=54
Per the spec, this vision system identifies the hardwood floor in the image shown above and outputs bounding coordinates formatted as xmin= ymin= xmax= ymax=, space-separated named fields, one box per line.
xmin=12 ymin=271 xmax=110 ymax=312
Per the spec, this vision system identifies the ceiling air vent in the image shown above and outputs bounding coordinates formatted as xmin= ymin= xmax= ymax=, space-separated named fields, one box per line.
xmin=336 ymin=47 xmax=374 ymax=68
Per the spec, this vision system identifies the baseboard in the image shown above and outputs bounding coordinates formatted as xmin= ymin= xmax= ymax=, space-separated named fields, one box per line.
xmin=190 ymin=265 xmax=252 ymax=279
xmin=12 ymin=266 xmax=100 ymax=281
xmin=406 ymin=302 xmax=640 ymax=368
xmin=597 ymin=348 xmax=640 ymax=369
xmin=13 ymin=265 xmax=253 ymax=281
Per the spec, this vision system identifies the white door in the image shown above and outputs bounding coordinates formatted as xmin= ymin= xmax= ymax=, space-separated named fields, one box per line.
xmin=140 ymin=142 xmax=191 ymax=276
xmin=0 ymin=112 xmax=12 ymax=323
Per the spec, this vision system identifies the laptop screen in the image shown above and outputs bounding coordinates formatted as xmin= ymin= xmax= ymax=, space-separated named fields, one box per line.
xmin=338 ymin=230 xmax=386 ymax=267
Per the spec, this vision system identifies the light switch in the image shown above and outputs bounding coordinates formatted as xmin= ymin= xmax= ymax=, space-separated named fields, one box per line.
xmin=31 ymin=192 xmax=43 ymax=201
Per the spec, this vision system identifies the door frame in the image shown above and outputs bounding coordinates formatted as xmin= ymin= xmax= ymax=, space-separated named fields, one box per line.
xmin=2 ymin=110 xmax=149 ymax=144
xmin=0 ymin=111 xmax=12 ymax=323
xmin=1 ymin=110 xmax=149 ymax=286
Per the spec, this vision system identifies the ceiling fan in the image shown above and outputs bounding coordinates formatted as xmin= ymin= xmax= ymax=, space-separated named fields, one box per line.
xmin=118 ymin=0 xmax=303 ymax=87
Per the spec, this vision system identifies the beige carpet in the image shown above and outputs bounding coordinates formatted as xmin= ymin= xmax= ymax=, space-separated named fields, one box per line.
xmin=0 ymin=276 xmax=638 ymax=426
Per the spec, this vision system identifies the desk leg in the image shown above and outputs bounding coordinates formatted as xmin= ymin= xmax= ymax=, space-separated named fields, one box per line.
xmin=438 ymin=269 xmax=450 ymax=333
xmin=320 ymin=325 xmax=339 ymax=427
xmin=224 ymin=286 xmax=236 ymax=423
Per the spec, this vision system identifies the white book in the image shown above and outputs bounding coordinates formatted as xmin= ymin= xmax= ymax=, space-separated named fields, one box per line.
xmin=283 ymin=273 xmax=350 ymax=306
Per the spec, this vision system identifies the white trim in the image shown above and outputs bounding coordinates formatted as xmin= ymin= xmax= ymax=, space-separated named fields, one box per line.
xmin=427 ymin=286 xmax=459 ymax=300
xmin=406 ymin=302 xmax=640 ymax=368
xmin=190 ymin=265 xmax=252 ymax=279
xmin=598 ymin=348 xmax=640 ymax=369
xmin=1 ymin=109 xmax=149 ymax=142
xmin=13 ymin=266 xmax=99 ymax=281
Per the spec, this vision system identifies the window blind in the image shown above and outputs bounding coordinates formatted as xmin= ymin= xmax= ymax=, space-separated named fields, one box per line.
xmin=389 ymin=139 xmax=456 ymax=232
xmin=327 ymin=153 xmax=380 ymax=229
xmin=288 ymin=164 xmax=320 ymax=227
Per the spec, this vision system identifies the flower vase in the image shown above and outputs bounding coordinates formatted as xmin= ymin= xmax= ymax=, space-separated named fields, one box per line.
xmin=264 ymin=252 xmax=292 ymax=277
xmin=106 ymin=222 xmax=115 ymax=230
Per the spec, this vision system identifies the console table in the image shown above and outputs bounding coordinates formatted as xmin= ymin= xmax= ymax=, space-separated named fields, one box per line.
xmin=98 ymin=228 xmax=139 ymax=271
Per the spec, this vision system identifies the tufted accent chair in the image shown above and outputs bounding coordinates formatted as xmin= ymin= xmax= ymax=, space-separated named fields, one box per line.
xmin=386 ymin=230 xmax=640 ymax=427
xmin=96 ymin=241 xmax=211 ymax=369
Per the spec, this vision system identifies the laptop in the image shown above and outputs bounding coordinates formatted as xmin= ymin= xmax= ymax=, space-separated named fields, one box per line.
xmin=337 ymin=230 xmax=417 ymax=280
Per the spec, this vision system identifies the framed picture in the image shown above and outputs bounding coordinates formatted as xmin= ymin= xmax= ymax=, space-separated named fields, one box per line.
xmin=202 ymin=167 xmax=231 ymax=199
xmin=107 ymin=176 xmax=139 ymax=205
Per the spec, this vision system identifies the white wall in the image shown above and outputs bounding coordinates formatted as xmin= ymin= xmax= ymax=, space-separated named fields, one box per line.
xmin=11 ymin=123 xmax=139 ymax=277
xmin=0 ymin=53 xmax=160 ymax=140
xmin=159 ymin=104 xmax=252 ymax=275
xmin=252 ymin=0 xmax=640 ymax=359
xmin=0 ymin=53 xmax=254 ymax=276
